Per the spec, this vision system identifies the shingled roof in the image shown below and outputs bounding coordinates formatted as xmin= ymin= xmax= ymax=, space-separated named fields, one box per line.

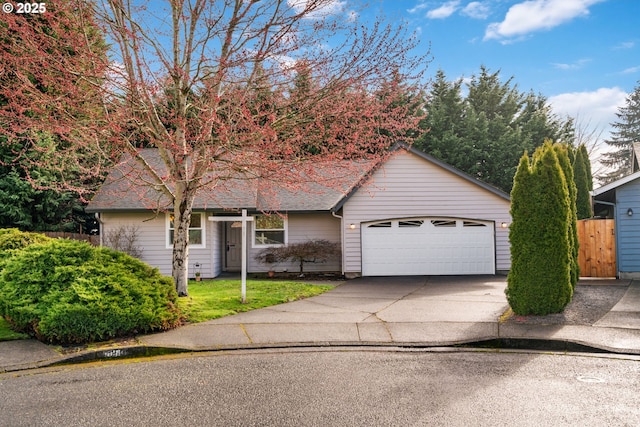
xmin=86 ymin=144 xmax=510 ymax=213
xmin=85 ymin=149 xmax=370 ymax=213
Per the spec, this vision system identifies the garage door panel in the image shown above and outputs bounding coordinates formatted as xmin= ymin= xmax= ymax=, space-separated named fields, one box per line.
xmin=361 ymin=218 xmax=495 ymax=276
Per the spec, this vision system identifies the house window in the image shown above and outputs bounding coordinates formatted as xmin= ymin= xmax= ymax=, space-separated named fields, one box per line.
xmin=463 ymin=220 xmax=486 ymax=227
xmin=368 ymin=221 xmax=392 ymax=228
xmin=253 ymin=214 xmax=286 ymax=246
xmin=431 ymin=219 xmax=457 ymax=227
xmin=399 ymin=220 xmax=424 ymax=228
xmin=167 ymin=212 xmax=205 ymax=248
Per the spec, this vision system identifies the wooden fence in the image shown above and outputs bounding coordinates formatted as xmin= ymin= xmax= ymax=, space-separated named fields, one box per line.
xmin=43 ymin=232 xmax=99 ymax=246
xmin=577 ymin=219 xmax=616 ymax=277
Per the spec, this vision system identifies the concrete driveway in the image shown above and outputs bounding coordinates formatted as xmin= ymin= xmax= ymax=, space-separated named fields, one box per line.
xmin=330 ymin=275 xmax=509 ymax=323
xmin=140 ymin=275 xmax=510 ymax=349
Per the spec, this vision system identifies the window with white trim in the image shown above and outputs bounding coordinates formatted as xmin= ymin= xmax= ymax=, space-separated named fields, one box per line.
xmin=167 ymin=212 xmax=205 ymax=248
xmin=253 ymin=214 xmax=287 ymax=246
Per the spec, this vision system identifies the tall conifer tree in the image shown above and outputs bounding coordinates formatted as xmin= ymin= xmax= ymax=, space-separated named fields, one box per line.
xmin=599 ymin=80 xmax=640 ymax=183
xmin=554 ymin=143 xmax=579 ymax=289
xmin=574 ymin=145 xmax=593 ymax=219
xmin=506 ymin=141 xmax=573 ymax=315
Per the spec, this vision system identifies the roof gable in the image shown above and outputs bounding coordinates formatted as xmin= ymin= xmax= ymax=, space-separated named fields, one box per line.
xmin=332 ymin=144 xmax=510 ymax=211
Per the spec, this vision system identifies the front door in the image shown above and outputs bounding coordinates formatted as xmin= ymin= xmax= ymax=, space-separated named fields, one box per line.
xmin=225 ymin=222 xmax=242 ymax=271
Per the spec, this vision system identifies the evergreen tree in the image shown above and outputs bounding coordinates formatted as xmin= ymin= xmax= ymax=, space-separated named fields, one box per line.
xmin=0 ymin=136 xmax=93 ymax=232
xmin=574 ymin=144 xmax=593 ymax=219
xmin=599 ymin=80 xmax=640 ymax=183
xmin=554 ymin=143 xmax=579 ymax=289
xmin=415 ymin=67 xmax=574 ymax=192
xmin=506 ymin=141 xmax=573 ymax=315
xmin=415 ymin=70 xmax=466 ymax=168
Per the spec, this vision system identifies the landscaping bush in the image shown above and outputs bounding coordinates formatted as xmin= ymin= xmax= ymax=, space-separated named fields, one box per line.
xmin=506 ymin=141 xmax=573 ymax=315
xmin=0 ymin=228 xmax=51 ymax=265
xmin=0 ymin=239 xmax=181 ymax=344
xmin=254 ymin=239 xmax=341 ymax=275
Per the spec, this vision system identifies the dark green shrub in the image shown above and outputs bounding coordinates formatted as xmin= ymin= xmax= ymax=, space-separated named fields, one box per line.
xmin=0 ymin=239 xmax=181 ymax=344
xmin=506 ymin=141 xmax=573 ymax=315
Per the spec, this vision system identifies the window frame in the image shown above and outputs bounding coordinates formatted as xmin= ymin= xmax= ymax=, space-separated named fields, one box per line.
xmin=166 ymin=212 xmax=206 ymax=249
xmin=252 ymin=214 xmax=288 ymax=248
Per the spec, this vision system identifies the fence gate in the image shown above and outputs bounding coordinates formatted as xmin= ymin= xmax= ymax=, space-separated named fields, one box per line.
xmin=577 ymin=219 xmax=616 ymax=277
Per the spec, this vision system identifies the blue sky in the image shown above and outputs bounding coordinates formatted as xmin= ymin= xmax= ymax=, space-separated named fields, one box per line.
xmin=360 ymin=0 xmax=639 ymax=147
xmin=114 ymin=0 xmax=638 ymax=170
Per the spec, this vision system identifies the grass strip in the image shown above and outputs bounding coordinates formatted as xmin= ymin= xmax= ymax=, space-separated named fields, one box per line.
xmin=177 ymin=279 xmax=334 ymax=323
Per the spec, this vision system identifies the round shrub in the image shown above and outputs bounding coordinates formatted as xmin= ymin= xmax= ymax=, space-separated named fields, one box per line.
xmin=0 ymin=239 xmax=181 ymax=344
xmin=0 ymin=228 xmax=52 ymax=267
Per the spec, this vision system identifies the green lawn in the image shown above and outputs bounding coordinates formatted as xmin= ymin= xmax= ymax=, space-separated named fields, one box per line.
xmin=178 ymin=279 xmax=335 ymax=323
xmin=0 ymin=279 xmax=335 ymax=341
xmin=0 ymin=318 xmax=29 ymax=341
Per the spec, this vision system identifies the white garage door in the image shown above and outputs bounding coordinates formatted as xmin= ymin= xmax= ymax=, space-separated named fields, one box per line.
xmin=361 ymin=217 xmax=495 ymax=276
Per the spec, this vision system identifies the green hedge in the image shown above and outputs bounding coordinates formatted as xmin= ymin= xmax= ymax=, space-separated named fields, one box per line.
xmin=0 ymin=239 xmax=181 ymax=344
xmin=506 ymin=141 xmax=573 ymax=315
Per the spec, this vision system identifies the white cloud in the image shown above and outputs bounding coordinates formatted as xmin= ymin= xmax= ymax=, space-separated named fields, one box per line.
xmin=268 ymin=53 xmax=298 ymax=71
xmin=552 ymin=58 xmax=591 ymax=70
xmin=427 ymin=1 xmax=460 ymax=19
xmin=549 ymin=87 xmax=628 ymax=177
xmin=408 ymin=2 xmax=429 ymax=14
xmin=287 ymin=0 xmax=347 ymax=19
xmin=462 ymin=2 xmax=491 ymax=19
xmin=621 ymin=66 xmax=640 ymax=74
xmin=484 ymin=0 xmax=605 ymax=42
xmin=549 ymin=87 xmax=626 ymax=126
xmin=104 ymin=61 xmax=127 ymax=93
xmin=613 ymin=41 xmax=635 ymax=50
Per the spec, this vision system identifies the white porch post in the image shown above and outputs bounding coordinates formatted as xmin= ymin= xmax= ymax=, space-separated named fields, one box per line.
xmin=240 ymin=209 xmax=248 ymax=303
xmin=208 ymin=209 xmax=254 ymax=303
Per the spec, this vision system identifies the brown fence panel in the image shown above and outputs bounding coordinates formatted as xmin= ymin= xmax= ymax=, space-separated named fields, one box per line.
xmin=577 ymin=219 xmax=616 ymax=277
xmin=43 ymin=232 xmax=99 ymax=246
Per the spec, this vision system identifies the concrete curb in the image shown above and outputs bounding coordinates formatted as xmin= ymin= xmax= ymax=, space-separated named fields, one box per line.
xmin=4 ymin=327 xmax=639 ymax=373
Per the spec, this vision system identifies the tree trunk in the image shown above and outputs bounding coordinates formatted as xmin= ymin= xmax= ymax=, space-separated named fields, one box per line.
xmin=172 ymin=189 xmax=194 ymax=297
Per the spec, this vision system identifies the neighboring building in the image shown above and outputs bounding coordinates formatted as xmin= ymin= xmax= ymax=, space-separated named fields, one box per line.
xmin=86 ymin=144 xmax=512 ymax=279
xmin=632 ymin=141 xmax=640 ymax=173
xmin=592 ymin=171 xmax=640 ymax=279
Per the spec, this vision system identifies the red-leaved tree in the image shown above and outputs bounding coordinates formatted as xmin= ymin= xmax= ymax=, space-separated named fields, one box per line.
xmin=1 ymin=0 xmax=428 ymax=296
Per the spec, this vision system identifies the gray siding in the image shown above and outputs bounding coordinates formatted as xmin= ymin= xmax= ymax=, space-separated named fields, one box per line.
xmin=100 ymin=211 xmax=221 ymax=279
xmin=248 ymin=212 xmax=341 ymax=273
xmin=341 ymin=150 xmax=512 ymax=275
xmin=617 ymin=180 xmax=640 ymax=277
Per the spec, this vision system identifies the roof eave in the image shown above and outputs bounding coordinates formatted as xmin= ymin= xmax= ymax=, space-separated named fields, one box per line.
xmin=593 ymin=170 xmax=640 ymax=197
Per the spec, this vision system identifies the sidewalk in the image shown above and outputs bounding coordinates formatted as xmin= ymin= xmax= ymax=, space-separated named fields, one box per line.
xmin=2 ymin=276 xmax=640 ymax=372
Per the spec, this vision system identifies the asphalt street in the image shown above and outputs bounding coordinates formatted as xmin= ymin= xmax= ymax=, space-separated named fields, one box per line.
xmin=1 ymin=348 xmax=639 ymax=426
